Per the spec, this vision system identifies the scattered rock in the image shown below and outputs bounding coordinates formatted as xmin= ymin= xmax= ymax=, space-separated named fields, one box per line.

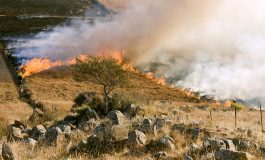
xmin=125 ymin=104 xmax=145 ymax=117
xmin=223 ymin=139 xmax=236 ymax=150
xmin=154 ymin=115 xmax=172 ymax=129
xmin=126 ymin=150 xmax=146 ymax=158
xmin=176 ymin=115 xmax=185 ymax=124
xmin=139 ymin=118 xmax=157 ymax=136
xmin=111 ymin=124 xmax=129 ymax=141
xmin=86 ymin=108 xmax=99 ymax=120
xmin=185 ymin=156 xmax=193 ymax=160
xmin=2 ymin=143 xmax=16 ymax=160
xmin=13 ymin=121 xmax=26 ymax=130
xmin=153 ymin=151 xmax=167 ymax=160
xmin=78 ymin=119 xmax=97 ymax=133
xmin=44 ymin=127 xmax=64 ymax=146
xmin=234 ymin=139 xmax=256 ymax=151
xmin=25 ymin=138 xmax=37 ymax=148
xmin=128 ymin=130 xmax=146 ymax=149
xmin=107 ymin=110 xmax=125 ymax=125
xmin=31 ymin=125 xmax=46 ymax=141
xmin=203 ymin=138 xmax=226 ymax=152
xmin=215 ymin=149 xmax=254 ymax=160
xmin=147 ymin=135 xmax=175 ymax=152
xmin=93 ymin=123 xmax=112 ymax=140
xmin=259 ymin=146 xmax=265 ymax=154
xmin=7 ymin=127 xmax=23 ymax=142
xmin=159 ymin=135 xmax=176 ymax=151
xmin=191 ymin=128 xmax=200 ymax=139
xmin=28 ymin=108 xmax=45 ymax=122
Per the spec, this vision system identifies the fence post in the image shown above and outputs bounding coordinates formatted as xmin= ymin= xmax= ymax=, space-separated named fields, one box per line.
xmin=210 ymin=109 xmax=213 ymax=127
xmin=235 ymin=107 xmax=237 ymax=128
xmin=260 ymin=105 xmax=263 ymax=131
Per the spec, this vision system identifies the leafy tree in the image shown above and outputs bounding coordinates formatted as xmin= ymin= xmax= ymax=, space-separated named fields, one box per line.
xmin=73 ymin=56 xmax=128 ymax=113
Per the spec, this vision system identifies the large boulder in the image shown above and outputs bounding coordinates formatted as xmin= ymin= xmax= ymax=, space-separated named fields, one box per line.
xmin=2 ymin=143 xmax=16 ymax=160
xmin=31 ymin=125 xmax=46 ymax=141
xmin=107 ymin=110 xmax=125 ymax=125
xmin=215 ymin=149 xmax=254 ymax=160
xmin=128 ymin=130 xmax=146 ymax=149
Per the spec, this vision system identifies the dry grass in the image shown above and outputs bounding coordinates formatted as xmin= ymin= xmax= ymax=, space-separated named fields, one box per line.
xmin=25 ymin=67 xmax=195 ymax=103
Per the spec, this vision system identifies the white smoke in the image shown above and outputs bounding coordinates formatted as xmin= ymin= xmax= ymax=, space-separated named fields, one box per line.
xmin=9 ymin=0 xmax=265 ymax=104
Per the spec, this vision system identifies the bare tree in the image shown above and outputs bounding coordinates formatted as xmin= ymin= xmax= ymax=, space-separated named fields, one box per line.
xmin=73 ymin=56 xmax=128 ymax=113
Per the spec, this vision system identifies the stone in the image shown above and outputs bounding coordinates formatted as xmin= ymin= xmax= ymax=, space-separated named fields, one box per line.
xmin=31 ymin=125 xmax=46 ymax=141
xmin=259 ymin=146 xmax=265 ymax=154
xmin=86 ymin=109 xmax=99 ymax=120
xmin=111 ymin=125 xmax=129 ymax=141
xmin=153 ymin=151 xmax=167 ymax=160
xmin=139 ymin=119 xmax=157 ymax=136
xmin=188 ymin=143 xmax=201 ymax=156
xmin=78 ymin=119 xmax=97 ymax=133
xmin=185 ymin=156 xmax=193 ymax=160
xmin=125 ymin=104 xmax=145 ymax=117
xmin=215 ymin=149 xmax=254 ymax=160
xmin=154 ymin=115 xmax=172 ymax=129
xmin=28 ymin=108 xmax=45 ymax=122
xmin=223 ymin=139 xmax=236 ymax=150
xmin=191 ymin=128 xmax=200 ymax=139
xmin=176 ymin=115 xmax=185 ymax=124
xmin=126 ymin=150 xmax=146 ymax=158
xmin=2 ymin=143 xmax=16 ymax=160
xmin=25 ymin=138 xmax=37 ymax=148
xmin=44 ymin=127 xmax=64 ymax=146
xmin=13 ymin=121 xmax=26 ymax=130
xmin=107 ymin=110 xmax=125 ymax=125
xmin=171 ymin=124 xmax=186 ymax=133
xmin=93 ymin=123 xmax=112 ymax=140
xmin=203 ymin=138 xmax=226 ymax=152
xmin=128 ymin=130 xmax=146 ymax=149
xmin=159 ymin=135 xmax=175 ymax=151
xmin=7 ymin=127 xmax=23 ymax=142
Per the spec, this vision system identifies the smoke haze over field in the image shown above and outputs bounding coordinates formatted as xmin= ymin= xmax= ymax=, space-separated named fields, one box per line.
xmin=10 ymin=0 xmax=265 ymax=104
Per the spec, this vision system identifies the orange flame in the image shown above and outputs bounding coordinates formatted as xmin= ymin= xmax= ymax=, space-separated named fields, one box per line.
xmin=21 ymin=58 xmax=63 ymax=77
xmin=20 ymin=50 xmax=167 ymax=86
xmin=145 ymin=72 xmax=166 ymax=86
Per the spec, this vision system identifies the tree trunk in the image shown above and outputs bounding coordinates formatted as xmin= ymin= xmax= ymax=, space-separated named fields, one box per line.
xmin=103 ymin=87 xmax=109 ymax=114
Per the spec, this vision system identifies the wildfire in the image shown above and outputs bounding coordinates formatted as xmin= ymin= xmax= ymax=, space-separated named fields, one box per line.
xmin=20 ymin=58 xmax=63 ymax=77
xmin=20 ymin=50 xmax=167 ymax=86
xmin=145 ymin=72 xmax=166 ymax=86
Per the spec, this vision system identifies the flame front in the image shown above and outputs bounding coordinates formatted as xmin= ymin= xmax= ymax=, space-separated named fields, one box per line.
xmin=20 ymin=50 xmax=167 ymax=86
xmin=21 ymin=58 xmax=63 ymax=77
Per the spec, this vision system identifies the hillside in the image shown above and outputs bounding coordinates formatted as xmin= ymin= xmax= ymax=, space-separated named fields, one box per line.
xmin=0 ymin=0 xmax=96 ymax=35
xmin=0 ymin=43 xmax=31 ymax=124
xmin=23 ymin=66 xmax=204 ymax=118
xmin=0 ymin=0 xmax=94 ymax=16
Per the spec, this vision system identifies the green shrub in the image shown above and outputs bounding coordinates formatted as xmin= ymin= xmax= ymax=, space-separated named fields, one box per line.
xmin=231 ymin=102 xmax=245 ymax=111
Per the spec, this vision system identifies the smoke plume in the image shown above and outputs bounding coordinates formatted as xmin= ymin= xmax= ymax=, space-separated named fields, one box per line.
xmin=9 ymin=0 xmax=265 ymax=104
